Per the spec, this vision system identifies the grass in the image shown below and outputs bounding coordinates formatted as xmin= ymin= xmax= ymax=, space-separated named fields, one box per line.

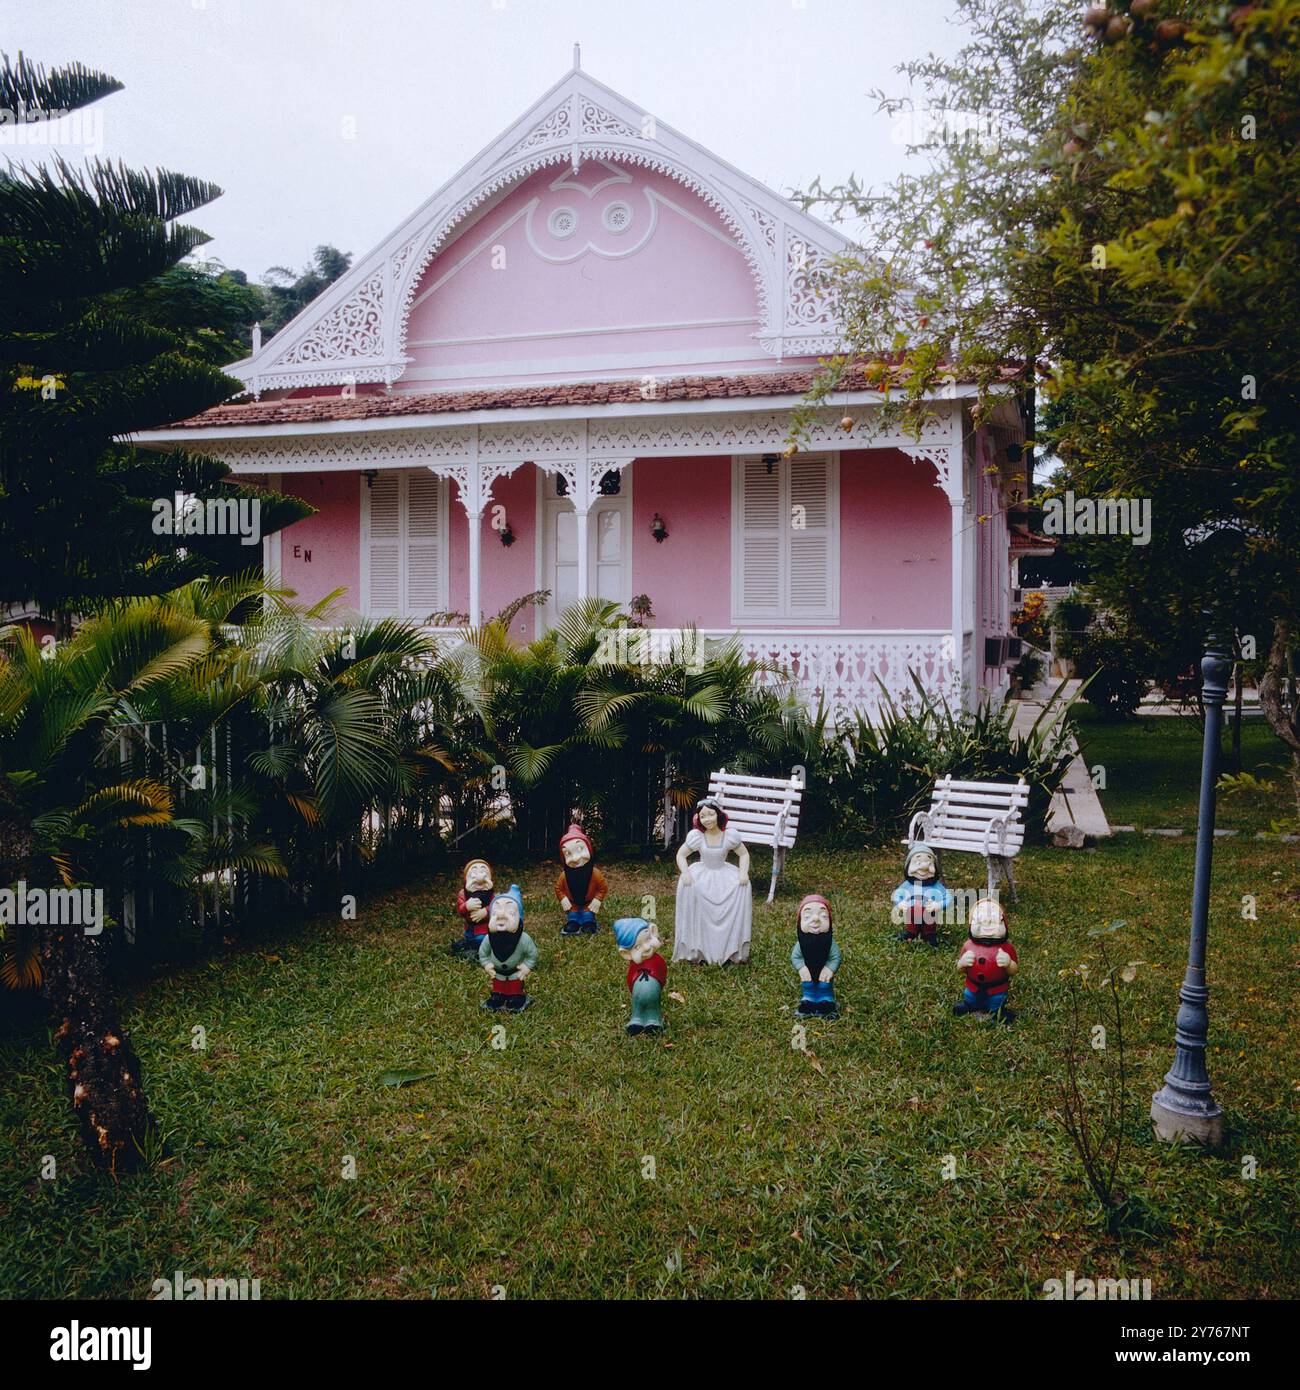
xmin=2 ymin=728 xmax=1298 ymax=1300
xmin=1071 ymin=702 xmax=1291 ymax=834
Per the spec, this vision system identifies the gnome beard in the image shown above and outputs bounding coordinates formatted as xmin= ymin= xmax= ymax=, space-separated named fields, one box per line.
xmin=563 ymin=862 xmax=594 ymax=906
xmin=490 ymin=926 xmax=519 ymax=963
xmin=797 ymin=925 xmax=833 ymax=979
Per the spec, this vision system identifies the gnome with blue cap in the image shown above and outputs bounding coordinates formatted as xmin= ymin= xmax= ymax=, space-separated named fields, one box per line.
xmin=479 ymin=884 xmax=538 ymax=1012
xmin=613 ymin=917 xmax=667 ymax=1035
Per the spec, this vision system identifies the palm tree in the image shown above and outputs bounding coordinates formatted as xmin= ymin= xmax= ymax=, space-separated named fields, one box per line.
xmin=0 ymin=596 xmax=214 ymax=1171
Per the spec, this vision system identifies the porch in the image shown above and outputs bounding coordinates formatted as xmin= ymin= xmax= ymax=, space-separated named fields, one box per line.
xmin=138 ymin=390 xmax=993 ymax=720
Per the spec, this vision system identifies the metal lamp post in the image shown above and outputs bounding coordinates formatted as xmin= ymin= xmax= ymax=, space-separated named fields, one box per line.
xmin=1150 ymin=632 xmax=1231 ymax=1146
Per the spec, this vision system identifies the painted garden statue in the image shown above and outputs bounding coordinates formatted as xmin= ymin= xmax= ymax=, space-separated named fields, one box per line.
xmin=614 ymin=917 xmax=667 ymax=1035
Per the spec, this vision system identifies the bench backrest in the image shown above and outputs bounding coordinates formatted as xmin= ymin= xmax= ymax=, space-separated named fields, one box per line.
xmin=707 ymin=768 xmax=803 ymax=849
xmin=925 ymin=776 xmax=1029 ymax=856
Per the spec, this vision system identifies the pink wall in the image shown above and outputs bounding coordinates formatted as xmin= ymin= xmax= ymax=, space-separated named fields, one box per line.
xmin=254 ymin=453 xmax=954 ymax=637
xmin=629 ymin=450 xmax=951 ymax=630
xmin=839 ymin=450 xmax=950 ymax=629
xmin=401 ymin=160 xmax=767 ymax=389
xmin=631 ymin=456 xmax=733 ymax=627
xmin=277 ymin=472 xmax=360 ymax=614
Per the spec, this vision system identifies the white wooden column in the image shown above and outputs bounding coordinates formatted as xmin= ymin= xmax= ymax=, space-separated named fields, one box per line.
xmin=572 ymin=457 xmax=593 ymax=604
xmin=437 ymin=446 xmax=526 ymax=627
xmin=467 ymin=508 xmax=483 ymax=626
xmin=949 ymin=496 xmax=965 ymax=683
xmin=901 ymin=427 xmax=967 ymax=695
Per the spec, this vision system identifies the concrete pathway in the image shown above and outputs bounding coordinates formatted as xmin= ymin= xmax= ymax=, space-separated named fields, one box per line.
xmin=1010 ymin=687 xmax=1112 ymax=839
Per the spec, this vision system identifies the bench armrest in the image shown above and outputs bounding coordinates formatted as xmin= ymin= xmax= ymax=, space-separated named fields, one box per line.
xmin=982 ymin=816 xmax=1010 ymax=857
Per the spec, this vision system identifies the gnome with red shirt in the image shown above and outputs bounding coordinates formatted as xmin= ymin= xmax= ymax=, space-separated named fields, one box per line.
xmin=449 ymin=858 xmax=494 ymax=959
xmin=613 ymin=917 xmax=667 ymax=1035
xmin=954 ymin=897 xmax=1018 ymax=1022
xmin=555 ymin=823 xmax=608 ymax=936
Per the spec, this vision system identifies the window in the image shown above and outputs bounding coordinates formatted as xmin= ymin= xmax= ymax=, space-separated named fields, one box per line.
xmin=731 ymin=452 xmax=839 ymax=624
xmin=360 ymin=469 xmax=448 ymax=620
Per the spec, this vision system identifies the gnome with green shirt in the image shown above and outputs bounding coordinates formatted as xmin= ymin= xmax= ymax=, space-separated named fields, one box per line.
xmin=479 ymin=884 xmax=538 ymax=1012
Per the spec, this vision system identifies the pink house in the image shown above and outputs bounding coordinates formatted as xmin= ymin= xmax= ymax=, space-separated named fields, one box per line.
xmin=138 ymin=60 xmax=1027 ymax=719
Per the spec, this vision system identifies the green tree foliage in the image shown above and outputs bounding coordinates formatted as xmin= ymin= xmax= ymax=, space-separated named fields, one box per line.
xmin=797 ymin=0 xmax=1300 ymax=812
xmin=0 ymin=51 xmax=313 ymax=617
xmin=259 ymin=244 xmax=353 ymax=339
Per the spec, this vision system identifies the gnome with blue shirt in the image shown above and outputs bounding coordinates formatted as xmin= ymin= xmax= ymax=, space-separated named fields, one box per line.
xmin=892 ymin=841 xmax=953 ymax=947
xmin=479 ymin=884 xmax=538 ymax=1012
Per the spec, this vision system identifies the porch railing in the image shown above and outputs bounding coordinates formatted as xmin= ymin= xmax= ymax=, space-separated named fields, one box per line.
xmin=703 ymin=629 xmax=961 ymax=723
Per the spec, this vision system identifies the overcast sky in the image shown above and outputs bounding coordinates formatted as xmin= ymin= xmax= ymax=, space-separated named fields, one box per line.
xmin=5 ymin=0 xmax=972 ymax=278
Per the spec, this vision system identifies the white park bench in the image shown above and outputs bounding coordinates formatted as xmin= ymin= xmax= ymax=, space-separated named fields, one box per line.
xmin=707 ymin=768 xmax=803 ymax=903
xmin=907 ymin=775 xmax=1029 ymax=902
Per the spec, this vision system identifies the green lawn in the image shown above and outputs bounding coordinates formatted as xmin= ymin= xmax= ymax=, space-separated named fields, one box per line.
xmin=1071 ymin=703 xmax=1289 ymax=833
xmin=2 ymin=731 xmax=1298 ymax=1300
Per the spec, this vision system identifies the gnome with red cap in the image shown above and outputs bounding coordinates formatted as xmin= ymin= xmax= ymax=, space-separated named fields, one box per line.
xmin=792 ymin=893 xmax=841 ymax=1018
xmin=449 ymin=857 xmax=495 ymax=959
xmin=555 ymin=823 xmax=608 ymax=936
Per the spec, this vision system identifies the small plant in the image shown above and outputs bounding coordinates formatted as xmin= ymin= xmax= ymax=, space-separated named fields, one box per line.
xmin=628 ymin=594 xmax=655 ymax=627
xmin=1012 ymin=590 xmax=1050 ymax=648
xmin=1054 ymin=926 xmax=1157 ymax=1236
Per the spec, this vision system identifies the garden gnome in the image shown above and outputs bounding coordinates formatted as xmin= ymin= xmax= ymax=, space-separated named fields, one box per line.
xmin=479 ymin=884 xmax=538 ymax=1012
xmin=892 ymin=841 xmax=953 ymax=946
xmin=613 ymin=917 xmax=667 ymax=1035
xmin=954 ymin=897 xmax=1018 ymax=1021
xmin=791 ymin=893 xmax=840 ymax=1018
xmin=450 ymin=857 xmax=495 ymax=958
xmin=555 ymin=823 xmax=608 ymax=936
xmin=673 ymin=798 xmax=752 ymax=964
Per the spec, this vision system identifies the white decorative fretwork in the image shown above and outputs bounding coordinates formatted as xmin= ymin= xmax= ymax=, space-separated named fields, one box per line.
xmin=212 ymin=426 xmax=477 ymax=473
xmin=478 ymin=420 xmax=585 ymax=459
xmin=226 ymin=67 xmax=855 ymax=393
xmin=579 ymin=98 xmax=640 ymax=141
xmin=504 ymin=101 xmax=572 ymax=158
xmin=705 ymin=630 xmax=962 ymax=724
xmin=206 ymin=403 xmax=964 ymax=502
xmin=278 ymin=268 xmax=387 ymax=366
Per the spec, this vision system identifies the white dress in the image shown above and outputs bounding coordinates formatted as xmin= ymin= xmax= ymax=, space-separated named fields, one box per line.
xmin=672 ymin=827 xmax=753 ymax=964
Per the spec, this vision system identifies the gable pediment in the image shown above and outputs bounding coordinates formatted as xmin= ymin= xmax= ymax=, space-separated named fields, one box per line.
xmin=232 ymin=65 xmax=851 ymax=395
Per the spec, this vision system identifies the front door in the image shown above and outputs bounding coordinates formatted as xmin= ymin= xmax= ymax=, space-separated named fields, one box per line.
xmin=539 ymin=468 xmax=632 ymax=628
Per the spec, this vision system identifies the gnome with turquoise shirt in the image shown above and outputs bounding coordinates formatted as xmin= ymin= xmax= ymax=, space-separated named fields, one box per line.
xmin=891 ymin=841 xmax=953 ymax=946
xmin=792 ymin=893 xmax=841 ymax=1018
xmin=479 ymin=884 xmax=538 ymax=1012
xmin=613 ymin=917 xmax=667 ymax=1035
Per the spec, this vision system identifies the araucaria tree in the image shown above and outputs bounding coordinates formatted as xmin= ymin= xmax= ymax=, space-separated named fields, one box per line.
xmin=0 ymin=51 xmax=311 ymax=619
xmin=798 ymin=0 xmax=1300 ymax=811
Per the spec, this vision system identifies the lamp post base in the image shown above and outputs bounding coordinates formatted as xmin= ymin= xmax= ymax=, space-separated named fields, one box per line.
xmin=1150 ymin=1093 xmax=1224 ymax=1147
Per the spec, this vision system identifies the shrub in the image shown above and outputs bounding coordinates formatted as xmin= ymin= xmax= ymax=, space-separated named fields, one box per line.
xmin=817 ymin=675 xmax=1080 ymax=847
xmin=1060 ymin=620 xmax=1151 ymax=720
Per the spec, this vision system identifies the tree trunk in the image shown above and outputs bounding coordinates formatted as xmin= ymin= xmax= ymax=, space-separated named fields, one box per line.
xmin=0 ymin=776 xmax=153 ymax=1174
xmin=1258 ymin=618 xmax=1300 ymax=821
xmin=41 ymin=921 xmax=153 ymax=1174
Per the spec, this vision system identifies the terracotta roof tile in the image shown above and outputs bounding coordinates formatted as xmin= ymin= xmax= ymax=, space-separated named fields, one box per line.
xmin=156 ymin=362 xmax=1023 ymax=431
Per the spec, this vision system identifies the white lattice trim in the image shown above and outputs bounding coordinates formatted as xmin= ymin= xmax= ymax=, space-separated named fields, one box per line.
xmin=212 ymin=427 xmax=477 ymax=472
xmin=704 ymin=630 xmax=963 ymax=723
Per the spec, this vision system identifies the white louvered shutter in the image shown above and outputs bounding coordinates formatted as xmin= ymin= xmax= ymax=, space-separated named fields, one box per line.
xmin=405 ymin=469 xmax=444 ymax=622
xmin=788 ymin=454 xmax=834 ymax=618
xmin=367 ymin=471 xmax=401 ymax=616
xmin=736 ymin=456 xmax=783 ymax=619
